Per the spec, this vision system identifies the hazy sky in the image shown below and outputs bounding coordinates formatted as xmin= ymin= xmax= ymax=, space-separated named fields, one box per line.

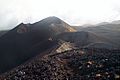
xmin=0 ymin=0 xmax=120 ymax=29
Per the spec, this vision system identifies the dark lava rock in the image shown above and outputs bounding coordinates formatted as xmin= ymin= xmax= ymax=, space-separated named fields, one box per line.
xmin=0 ymin=48 xmax=120 ymax=80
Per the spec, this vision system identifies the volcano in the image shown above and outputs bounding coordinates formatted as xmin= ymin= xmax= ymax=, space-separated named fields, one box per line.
xmin=0 ymin=16 xmax=76 ymax=73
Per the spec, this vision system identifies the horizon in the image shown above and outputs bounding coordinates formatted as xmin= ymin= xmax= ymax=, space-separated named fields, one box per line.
xmin=0 ymin=0 xmax=120 ymax=30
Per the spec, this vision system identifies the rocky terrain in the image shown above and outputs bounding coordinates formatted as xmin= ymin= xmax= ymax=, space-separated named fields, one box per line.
xmin=0 ymin=17 xmax=120 ymax=80
xmin=0 ymin=48 xmax=120 ymax=80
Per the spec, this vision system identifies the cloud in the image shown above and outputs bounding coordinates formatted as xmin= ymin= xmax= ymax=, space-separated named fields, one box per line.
xmin=0 ymin=0 xmax=120 ymax=30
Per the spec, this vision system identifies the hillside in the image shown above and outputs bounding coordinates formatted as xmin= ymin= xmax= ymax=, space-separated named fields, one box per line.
xmin=0 ymin=30 xmax=8 ymax=37
xmin=0 ymin=48 xmax=119 ymax=80
xmin=79 ymin=21 xmax=120 ymax=47
xmin=0 ymin=17 xmax=119 ymax=79
xmin=57 ymin=31 xmax=117 ymax=48
xmin=0 ymin=16 xmax=76 ymax=73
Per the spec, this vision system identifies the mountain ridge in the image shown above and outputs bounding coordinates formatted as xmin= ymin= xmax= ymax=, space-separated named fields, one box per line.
xmin=0 ymin=16 xmax=76 ymax=73
xmin=0 ymin=16 xmax=119 ymax=75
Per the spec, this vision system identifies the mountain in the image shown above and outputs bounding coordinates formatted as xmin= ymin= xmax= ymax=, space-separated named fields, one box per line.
xmin=0 ymin=16 xmax=76 ymax=73
xmin=97 ymin=22 xmax=110 ymax=26
xmin=0 ymin=17 xmax=120 ymax=79
xmin=0 ymin=30 xmax=8 ymax=37
xmin=32 ymin=16 xmax=76 ymax=36
xmin=111 ymin=20 xmax=120 ymax=24
xmin=57 ymin=31 xmax=117 ymax=48
xmin=79 ymin=22 xmax=120 ymax=47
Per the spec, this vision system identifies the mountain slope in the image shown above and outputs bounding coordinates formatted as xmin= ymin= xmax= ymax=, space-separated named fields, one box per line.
xmin=0 ymin=48 xmax=119 ymax=80
xmin=57 ymin=31 xmax=117 ymax=48
xmin=0 ymin=30 xmax=8 ymax=37
xmin=0 ymin=16 xmax=75 ymax=73
xmin=32 ymin=16 xmax=76 ymax=36
xmin=85 ymin=42 xmax=116 ymax=49
xmin=80 ymin=23 xmax=120 ymax=47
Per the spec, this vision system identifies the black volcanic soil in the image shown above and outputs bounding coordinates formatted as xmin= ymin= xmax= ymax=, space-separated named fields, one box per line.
xmin=0 ymin=48 xmax=120 ymax=80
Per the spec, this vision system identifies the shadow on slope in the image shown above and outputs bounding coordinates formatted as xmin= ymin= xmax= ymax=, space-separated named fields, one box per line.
xmin=0 ymin=16 xmax=75 ymax=74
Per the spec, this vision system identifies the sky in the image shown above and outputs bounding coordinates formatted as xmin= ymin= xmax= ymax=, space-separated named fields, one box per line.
xmin=0 ymin=0 xmax=120 ymax=30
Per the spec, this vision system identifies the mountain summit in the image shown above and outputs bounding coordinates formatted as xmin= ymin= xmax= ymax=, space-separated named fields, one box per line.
xmin=32 ymin=16 xmax=76 ymax=35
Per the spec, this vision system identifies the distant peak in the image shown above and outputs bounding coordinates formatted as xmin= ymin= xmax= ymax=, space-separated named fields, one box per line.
xmin=16 ymin=23 xmax=28 ymax=34
xmin=43 ymin=16 xmax=62 ymax=23
xmin=111 ymin=20 xmax=120 ymax=24
xmin=34 ymin=16 xmax=62 ymax=25
xmin=18 ymin=23 xmax=25 ymax=26
xmin=45 ymin=16 xmax=61 ymax=20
